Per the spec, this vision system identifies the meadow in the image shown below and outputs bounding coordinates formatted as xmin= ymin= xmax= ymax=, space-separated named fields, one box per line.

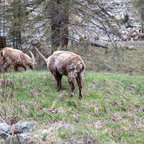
xmin=0 ymin=70 xmax=144 ymax=144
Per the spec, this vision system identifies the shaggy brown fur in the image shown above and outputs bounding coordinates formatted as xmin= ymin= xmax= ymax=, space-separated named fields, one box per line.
xmin=0 ymin=47 xmax=36 ymax=72
xmin=35 ymin=48 xmax=85 ymax=99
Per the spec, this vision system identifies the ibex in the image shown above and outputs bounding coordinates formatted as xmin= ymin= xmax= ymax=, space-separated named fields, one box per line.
xmin=35 ymin=48 xmax=85 ymax=99
xmin=0 ymin=47 xmax=36 ymax=72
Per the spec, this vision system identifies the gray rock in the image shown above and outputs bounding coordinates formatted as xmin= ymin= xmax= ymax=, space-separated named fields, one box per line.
xmin=126 ymin=45 xmax=136 ymax=50
xmin=15 ymin=122 xmax=34 ymax=133
xmin=5 ymin=133 xmax=34 ymax=144
xmin=98 ymin=64 xmax=112 ymax=71
xmin=0 ymin=123 xmax=10 ymax=133
xmin=58 ymin=124 xmax=74 ymax=131
xmin=45 ymin=123 xmax=74 ymax=135
xmin=0 ymin=131 xmax=10 ymax=140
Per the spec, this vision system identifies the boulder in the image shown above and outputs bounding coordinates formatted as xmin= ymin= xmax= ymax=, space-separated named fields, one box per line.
xmin=0 ymin=123 xmax=10 ymax=133
xmin=5 ymin=133 xmax=34 ymax=144
xmin=14 ymin=122 xmax=34 ymax=133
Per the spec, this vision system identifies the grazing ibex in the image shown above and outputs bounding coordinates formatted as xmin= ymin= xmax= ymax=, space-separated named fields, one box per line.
xmin=0 ymin=47 xmax=37 ymax=72
xmin=35 ymin=48 xmax=85 ymax=99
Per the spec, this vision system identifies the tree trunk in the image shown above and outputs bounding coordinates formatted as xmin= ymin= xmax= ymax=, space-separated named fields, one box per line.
xmin=12 ymin=0 xmax=22 ymax=49
xmin=50 ymin=0 xmax=61 ymax=52
xmin=59 ymin=9 xmax=69 ymax=49
xmin=0 ymin=36 xmax=6 ymax=49
xmin=50 ymin=0 xmax=69 ymax=52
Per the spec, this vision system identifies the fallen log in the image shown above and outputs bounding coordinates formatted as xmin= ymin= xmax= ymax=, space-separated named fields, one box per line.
xmin=68 ymin=36 xmax=108 ymax=49
xmin=89 ymin=40 xmax=108 ymax=49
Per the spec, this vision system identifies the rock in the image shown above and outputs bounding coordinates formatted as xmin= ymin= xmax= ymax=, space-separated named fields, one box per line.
xmin=115 ymin=15 xmax=121 ymax=21
xmin=125 ymin=45 xmax=136 ymax=50
xmin=0 ymin=123 xmax=11 ymax=140
xmin=98 ymin=64 xmax=112 ymax=71
xmin=58 ymin=124 xmax=74 ymax=131
xmin=41 ymin=129 xmax=48 ymax=141
xmin=0 ymin=131 xmax=10 ymax=140
xmin=45 ymin=122 xmax=74 ymax=135
xmin=0 ymin=122 xmax=35 ymax=143
xmin=0 ymin=123 xmax=10 ymax=133
xmin=14 ymin=122 xmax=34 ymax=133
xmin=5 ymin=133 xmax=34 ymax=144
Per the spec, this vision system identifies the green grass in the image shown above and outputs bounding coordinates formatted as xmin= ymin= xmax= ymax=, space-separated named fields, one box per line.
xmin=0 ymin=70 xmax=144 ymax=143
xmin=66 ymin=44 xmax=144 ymax=76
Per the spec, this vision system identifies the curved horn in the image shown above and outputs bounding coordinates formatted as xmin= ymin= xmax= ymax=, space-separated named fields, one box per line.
xmin=34 ymin=48 xmax=47 ymax=63
xmin=29 ymin=50 xmax=36 ymax=62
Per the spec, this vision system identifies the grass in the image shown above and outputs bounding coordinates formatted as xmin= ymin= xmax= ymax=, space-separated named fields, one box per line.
xmin=66 ymin=43 xmax=144 ymax=75
xmin=0 ymin=70 xmax=144 ymax=144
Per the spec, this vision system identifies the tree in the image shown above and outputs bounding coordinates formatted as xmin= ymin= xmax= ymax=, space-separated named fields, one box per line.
xmin=2 ymin=0 xmax=121 ymax=50
xmin=0 ymin=1 xmax=6 ymax=49
xmin=6 ymin=0 xmax=25 ymax=49
xmin=47 ymin=0 xmax=69 ymax=51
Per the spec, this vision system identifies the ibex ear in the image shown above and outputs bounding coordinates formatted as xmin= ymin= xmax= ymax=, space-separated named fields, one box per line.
xmin=29 ymin=50 xmax=36 ymax=62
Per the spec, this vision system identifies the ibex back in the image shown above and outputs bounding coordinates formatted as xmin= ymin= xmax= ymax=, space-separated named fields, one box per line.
xmin=0 ymin=47 xmax=36 ymax=72
xmin=35 ymin=48 xmax=85 ymax=99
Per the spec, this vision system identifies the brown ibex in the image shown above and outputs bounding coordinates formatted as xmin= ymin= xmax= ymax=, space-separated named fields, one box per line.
xmin=0 ymin=47 xmax=36 ymax=72
xmin=35 ymin=48 xmax=85 ymax=99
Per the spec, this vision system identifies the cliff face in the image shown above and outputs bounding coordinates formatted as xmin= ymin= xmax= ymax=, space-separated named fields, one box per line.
xmin=100 ymin=0 xmax=142 ymax=41
xmin=101 ymin=0 xmax=141 ymax=24
xmin=108 ymin=0 xmax=141 ymax=28
xmin=72 ymin=0 xmax=142 ymax=42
